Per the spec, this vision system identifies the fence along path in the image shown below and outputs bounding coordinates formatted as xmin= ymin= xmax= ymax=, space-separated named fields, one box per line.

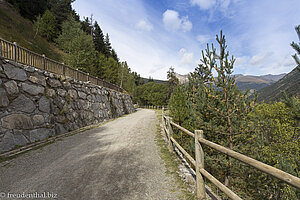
xmin=161 ymin=108 xmax=300 ymax=200
xmin=0 ymin=38 xmax=123 ymax=92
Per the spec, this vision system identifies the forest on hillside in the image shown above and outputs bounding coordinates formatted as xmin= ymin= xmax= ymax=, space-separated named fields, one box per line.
xmin=167 ymin=29 xmax=300 ymax=199
xmin=3 ymin=0 xmax=173 ymax=105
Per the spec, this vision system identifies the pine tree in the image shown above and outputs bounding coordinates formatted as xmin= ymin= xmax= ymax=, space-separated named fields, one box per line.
xmin=56 ymin=15 xmax=97 ymax=72
xmin=7 ymin=0 xmax=48 ymax=21
xmin=47 ymin=0 xmax=74 ymax=29
xmin=34 ymin=10 xmax=58 ymax=41
xmin=82 ymin=17 xmax=92 ymax=35
xmin=167 ymin=67 xmax=179 ymax=95
xmin=192 ymin=30 xmax=255 ymax=186
xmin=111 ymin=49 xmax=119 ymax=62
xmin=291 ymin=25 xmax=300 ymax=71
xmin=104 ymin=33 xmax=112 ymax=57
xmin=93 ymin=21 xmax=106 ymax=54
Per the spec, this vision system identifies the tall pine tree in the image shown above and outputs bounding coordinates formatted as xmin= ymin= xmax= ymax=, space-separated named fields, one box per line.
xmin=93 ymin=21 xmax=106 ymax=54
xmin=81 ymin=17 xmax=92 ymax=35
xmin=104 ymin=33 xmax=112 ymax=57
xmin=111 ymin=49 xmax=119 ymax=62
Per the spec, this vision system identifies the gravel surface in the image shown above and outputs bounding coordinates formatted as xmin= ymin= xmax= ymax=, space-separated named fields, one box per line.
xmin=0 ymin=109 xmax=182 ymax=200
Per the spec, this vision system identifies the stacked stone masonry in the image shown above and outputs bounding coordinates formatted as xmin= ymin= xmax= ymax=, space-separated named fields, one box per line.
xmin=0 ymin=58 xmax=135 ymax=153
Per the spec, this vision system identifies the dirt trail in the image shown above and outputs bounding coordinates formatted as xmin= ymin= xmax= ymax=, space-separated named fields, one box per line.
xmin=0 ymin=109 xmax=182 ymax=200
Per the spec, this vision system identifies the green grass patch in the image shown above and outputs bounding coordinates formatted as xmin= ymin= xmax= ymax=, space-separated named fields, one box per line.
xmin=155 ymin=110 xmax=196 ymax=200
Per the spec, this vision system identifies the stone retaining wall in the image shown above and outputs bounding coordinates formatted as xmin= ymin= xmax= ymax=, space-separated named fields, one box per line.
xmin=0 ymin=58 xmax=135 ymax=153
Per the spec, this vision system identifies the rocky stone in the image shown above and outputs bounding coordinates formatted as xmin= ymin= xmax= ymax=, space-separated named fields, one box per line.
xmin=87 ymin=95 xmax=93 ymax=101
xmin=91 ymin=87 xmax=98 ymax=94
xmin=78 ymin=91 xmax=87 ymax=99
xmin=63 ymin=81 xmax=71 ymax=89
xmin=55 ymin=115 xmax=68 ymax=124
xmin=1 ymin=114 xmax=33 ymax=129
xmin=13 ymin=130 xmax=29 ymax=146
xmin=29 ymin=75 xmax=46 ymax=86
xmin=4 ymin=80 xmax=19 ymax=95
xmin=68 ymin=89 xmax=77 ymax=99
xmin=3 ymin=63 xmax=27 ymax=81
xmin=47 ymin=78 xmax=62 ymax=87
xmin=0 ymin=88 xmax=9 ymax=107
xmin=10 ymin=94 xmax=36 ymax=113
xmin=0 ymin=79 xmax=2 ymax=85
xmin=53 ymin=96 xmax=65 ymax=109
xmin=0 ymin=132 xmax=15 ymax=152
xmin=57 ymin=89 xmax=66 ymax=97
xmin=22 ymin=83 xmax=44 ymax=95
xmin=23 ymin=65 xmax=35 ymax=72
xmin=32 ymin=115 xmax=45 ymax=126
xmin=29 ymin=128 xmax=55 ymax=142
xmin=38 ymin=96 xmax=51 ymax=113
xmin=55 ymin=123 xmax=67 ymax=135
xmin=46 ymin=88 xmax=56 ymax=97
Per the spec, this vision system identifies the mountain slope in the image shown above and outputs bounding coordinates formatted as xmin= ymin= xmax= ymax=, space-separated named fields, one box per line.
xmin=257 ymin=67 xmax=300 ymax=102
xmin=0 ymin=0 xmax=63 ymax=61
xmin=175 ymin=72 xmax=286 ymax=91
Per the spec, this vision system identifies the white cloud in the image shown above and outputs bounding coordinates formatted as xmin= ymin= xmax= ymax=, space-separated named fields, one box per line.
xmin=162 ymin=10 xmax=192 ymax=32
xmin=197 ymin=34 xmax=212 ymax=44
xmin=135 ymin=19 xmax=153 ymax=31
xmin=190 ymin=0 xmax=217 ymax=10
xmin=181 ymin=16 xmax=193 ymax=32
xmin=249 ymin=52 xmax=273 ymax=66
xmin=179 ymin=48 xmax=196 ymax=67
xmin=234 ymin=56 xmax=249 ymax=70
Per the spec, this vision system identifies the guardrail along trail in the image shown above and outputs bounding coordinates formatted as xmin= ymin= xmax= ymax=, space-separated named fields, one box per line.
xmin=0 ymin=109 xmax=182 ymax=200
xmin=162 ymin=109 xmax=300 ymax=200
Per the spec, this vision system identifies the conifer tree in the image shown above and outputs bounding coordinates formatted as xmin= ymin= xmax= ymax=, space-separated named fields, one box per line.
xmin=56 ymin=15 xmax=97 ymax=72
xmin=291 ymin=25 xmax=300 ymax=71
xmin=192 ymin=30 xmax=255 ymax=186
xmin=104 ymin=33 xmax=112 ymax=57
xmin=167 ymin=67 xmax=179 ymax=95
xmin=81 ymin=17 xmax=92 ymax=35
xmin=34 ymin=10 xmax=58 ymax=41
xmin=111 ymin=49 xmax=119 ymax=62
xmin=93 ymin=21 xmax=106 ymax=54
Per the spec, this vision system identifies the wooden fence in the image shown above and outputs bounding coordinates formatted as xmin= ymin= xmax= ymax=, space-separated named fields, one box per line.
xmin=0 ymin=38 xmax=123 ymax=92
xmin=161 ymin=108 xmax=300 ymax=200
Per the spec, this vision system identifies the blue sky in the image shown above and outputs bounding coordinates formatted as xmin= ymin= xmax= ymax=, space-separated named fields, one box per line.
xmin=72 ymin=0 xmax=300 ymax=80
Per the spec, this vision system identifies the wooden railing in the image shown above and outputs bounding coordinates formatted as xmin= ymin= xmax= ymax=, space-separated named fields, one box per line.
xmin=161 ymin=109 xmax=300 ymax=200
xmin=0 ymin=38 xmax=124 ymax=92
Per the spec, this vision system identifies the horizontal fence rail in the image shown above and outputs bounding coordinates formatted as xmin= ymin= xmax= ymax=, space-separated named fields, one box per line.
xmin=0 ymin=38 xmax=123 ymax=92
xmin=161 ymin=109 xmax=300 ymax=200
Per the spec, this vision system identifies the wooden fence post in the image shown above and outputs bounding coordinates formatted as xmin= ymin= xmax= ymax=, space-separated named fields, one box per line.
xmin=195 ymin=130 xmax=206 ymax=199
xmin=167 ymin=117 xmax=173 ymax=152
xmin=43 ymin=54 xmax=46 ymax=70
xmin=76 ymin=68 xmax=79 ymax=80
xmin=62 ymin=63 xmax=65 ymax=75
xmin=13 ymin=42 xmax=17 ymax=62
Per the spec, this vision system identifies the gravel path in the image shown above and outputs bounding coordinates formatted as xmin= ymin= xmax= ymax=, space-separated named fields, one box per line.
xmin=0 ymin=109 xmax=182 ymax=200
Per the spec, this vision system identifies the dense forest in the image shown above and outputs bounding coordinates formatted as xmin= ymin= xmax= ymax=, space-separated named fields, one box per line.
xmin=168 ymin=30 xmax=300 ymax=199
xmin=4 ymin=0 xmax=173 ymax=105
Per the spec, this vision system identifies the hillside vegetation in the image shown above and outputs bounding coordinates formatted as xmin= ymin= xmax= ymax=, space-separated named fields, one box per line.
xmin=0 ymin=0 xmax=174 ymax=105
xmin=168 ymin=30 xmax=300 ymax=199
xmin=0 ymin=0 xmax=63 ymax=61
xmin=257 ymin=67 xmax=300 ymax=102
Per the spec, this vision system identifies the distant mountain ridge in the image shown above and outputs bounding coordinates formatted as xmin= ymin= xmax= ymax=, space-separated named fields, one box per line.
xmin=175 ymin=73 xmax=286 ymax=91
xmin=257 ymin=67 xmax=300 ymax=102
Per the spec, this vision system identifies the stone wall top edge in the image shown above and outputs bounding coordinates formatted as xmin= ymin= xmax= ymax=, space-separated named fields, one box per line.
xmin=0 ymin=58 xmax=130 ymax=97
